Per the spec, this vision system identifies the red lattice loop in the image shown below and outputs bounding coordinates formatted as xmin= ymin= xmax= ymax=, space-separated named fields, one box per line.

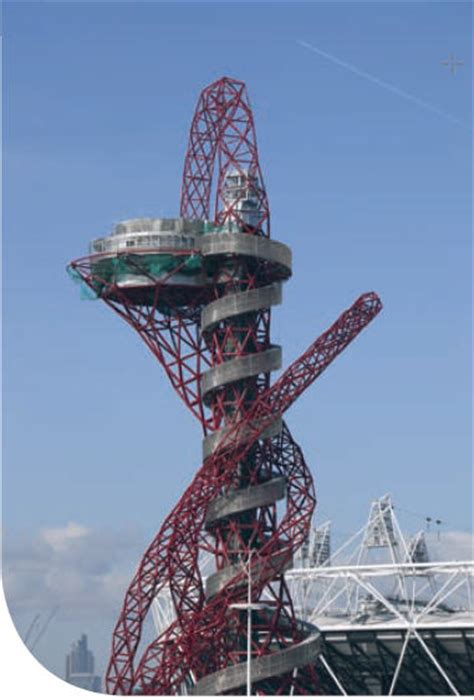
xmin=68 ymin=77 xmax=382 ymax=695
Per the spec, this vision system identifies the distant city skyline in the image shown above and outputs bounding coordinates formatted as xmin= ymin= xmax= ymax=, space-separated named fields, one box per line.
xmin=65 ymin=633 xmax=101 ymax=693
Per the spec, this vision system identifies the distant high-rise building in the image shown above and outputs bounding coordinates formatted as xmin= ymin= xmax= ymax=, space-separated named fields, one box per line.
xmin=65 ymin=634 xmax=101 ymax=693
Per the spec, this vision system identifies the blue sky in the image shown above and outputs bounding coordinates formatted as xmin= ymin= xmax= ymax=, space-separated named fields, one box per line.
xmin=3 ymin=0 xmax=472 ymax=682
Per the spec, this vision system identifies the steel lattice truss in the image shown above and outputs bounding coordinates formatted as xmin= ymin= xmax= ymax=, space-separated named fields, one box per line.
xmin=181 ymin=78 xmax=269 ymax=233
xmin=152 ymin=503 xmax=474 ymax=696
xmin=69 ymin=77 xmax=382 ymax=695
xmin=286 ymin=496 xmax=474 ymax=695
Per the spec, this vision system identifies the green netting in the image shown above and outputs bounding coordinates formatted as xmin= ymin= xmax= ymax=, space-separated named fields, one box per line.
xmin=92 ymin=253 xmax=202 ymax=284
xmin=67 ymin=265 xmax=99 ymax=300
xmin=68 ymin=253 xmax=203 ymax=301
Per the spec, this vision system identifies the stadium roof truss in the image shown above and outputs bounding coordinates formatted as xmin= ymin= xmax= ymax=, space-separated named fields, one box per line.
xmin=287 ymin=495 xmax=473 ymax=695
xmin=152 ymin=495 xmax=473 ymax=695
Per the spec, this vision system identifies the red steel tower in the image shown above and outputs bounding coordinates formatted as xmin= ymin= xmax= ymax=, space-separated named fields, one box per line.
xmin=69 ymin=77 xmax=382 ymax=695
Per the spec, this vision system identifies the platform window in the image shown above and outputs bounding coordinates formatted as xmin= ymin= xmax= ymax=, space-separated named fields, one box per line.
xmin=161 ymin=219 xmax=174 ymax=231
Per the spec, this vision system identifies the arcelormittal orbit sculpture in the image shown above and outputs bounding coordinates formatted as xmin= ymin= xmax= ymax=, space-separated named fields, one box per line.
xmin=69 ymin=77 xmax=382 ymax=695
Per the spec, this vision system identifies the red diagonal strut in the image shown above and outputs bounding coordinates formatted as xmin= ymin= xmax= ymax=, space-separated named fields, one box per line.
xmin=105 ymin=291 xmax=382 ymax=694
xmin=69 ymin=76 xmax=382 ymax=697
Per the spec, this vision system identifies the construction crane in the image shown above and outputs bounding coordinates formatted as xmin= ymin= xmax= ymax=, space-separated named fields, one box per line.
xmin=24 ymin=606 xmax=59 ymax=652
xmin=23 ymin=614 xmax=41 ymax=648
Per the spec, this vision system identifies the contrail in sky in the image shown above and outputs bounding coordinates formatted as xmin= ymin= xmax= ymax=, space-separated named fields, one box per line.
xmin=298 ymin=39 xmax=469 ymax=130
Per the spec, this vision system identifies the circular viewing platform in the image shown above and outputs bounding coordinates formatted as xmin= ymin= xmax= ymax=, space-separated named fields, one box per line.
xmin=86 ymin=218 xmax=209 ymax=306
xmin=70 ymin=217 xmax=292 ymax=309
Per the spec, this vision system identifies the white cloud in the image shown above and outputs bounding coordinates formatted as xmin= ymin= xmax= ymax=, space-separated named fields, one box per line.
xmin=3 ymin=524 xmax=146 ymax=621
xmin=40 ymin=522 xmax=90 ymax=553
xmin=3 ymin=524 xmax=472 ymax=627
xmin=425 ymin=530 xmax=474 ymax=562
